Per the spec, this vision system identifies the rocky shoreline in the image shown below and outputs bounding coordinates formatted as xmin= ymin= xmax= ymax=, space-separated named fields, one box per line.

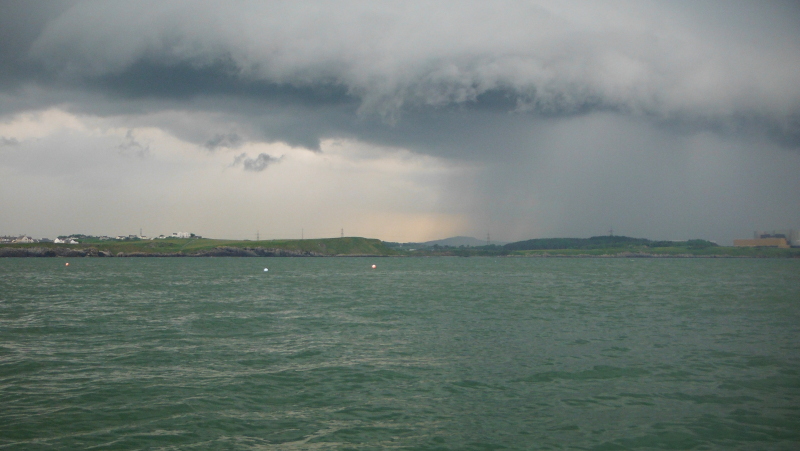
xmin=0 ymin=246 xmax=792 ymax=258
xmin=0 ymin=246 xmax=327 ymax=258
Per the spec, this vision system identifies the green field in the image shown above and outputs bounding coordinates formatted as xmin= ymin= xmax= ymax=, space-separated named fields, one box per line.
xmin=2 ymin=236 xmax=798 ymax=258
xmin=0 ymin=237 xmax=397 ymax=257
xmin=406 ymin=246 xmax=799 ymax=258
xmin=506 ymin=246 xmax=800 ymax=258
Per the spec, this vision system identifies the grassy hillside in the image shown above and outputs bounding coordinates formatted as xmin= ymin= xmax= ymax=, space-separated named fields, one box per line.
xmin=3 ymin=235 xmax=798 ymax=257
xmin=496 ymin=236 xmax=799 ymax=257
xmin=504 ymin=236 xmax=719 ymax=251
xmin=0 ymin=237 xmax=396 ymax=257
xmin=507 ymin=246 xmax=800 ymax=258
xmin=401 ymin=236 xmax=800 ymax=257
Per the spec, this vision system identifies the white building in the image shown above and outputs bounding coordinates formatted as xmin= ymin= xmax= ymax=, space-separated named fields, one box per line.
xmin=171 ymin=232 xmax=191 ymax=238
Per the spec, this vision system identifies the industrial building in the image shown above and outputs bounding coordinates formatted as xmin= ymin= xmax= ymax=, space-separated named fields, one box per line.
xmin=734 ymin=230 xmax=799 ymax=248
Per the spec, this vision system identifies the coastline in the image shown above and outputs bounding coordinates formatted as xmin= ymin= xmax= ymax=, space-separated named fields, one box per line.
xmin=1 ymin=246 xmax=796 ymax=258
xmin=2 ymin=236 xmax=798 ymax=258
xmin=0 ymin=246 xmax=327 ymax=258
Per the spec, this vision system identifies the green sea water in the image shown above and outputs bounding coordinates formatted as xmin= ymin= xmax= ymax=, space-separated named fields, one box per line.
xmin=1 ymin=257 xmax=799 ymax=450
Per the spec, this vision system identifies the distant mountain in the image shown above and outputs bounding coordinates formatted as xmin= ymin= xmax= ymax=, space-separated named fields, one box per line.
xmin=423 ymin=236 xmax=507 ymax=247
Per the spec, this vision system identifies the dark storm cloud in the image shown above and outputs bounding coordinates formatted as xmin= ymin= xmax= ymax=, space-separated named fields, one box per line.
xmin=117 ymin=130 xmax=149 ymax=158
xmin=1 ymin=136 xmax=20 ymax=146
xmin=2 ymin=1 xmax=799 ymax=244
xmin=242 ymin=153 xmax=281 ymax=172
xmin=203 ymin=132 xmax=244 ymax=151
xmin=231 ymin=152 xmax=281 ymax=172
xmin=3 ymin=0 xmax=795 ymax=153
xmin=0 ymin=0 xmax=76 ymax=88
xmin=93 ymin=58 xmax=355 ymax=107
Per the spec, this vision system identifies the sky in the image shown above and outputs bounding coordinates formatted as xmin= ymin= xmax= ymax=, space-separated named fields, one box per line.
xmin=1 ymin=0 xmax=799 ymax=244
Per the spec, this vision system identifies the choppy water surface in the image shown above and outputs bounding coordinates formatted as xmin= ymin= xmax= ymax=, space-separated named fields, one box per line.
xmin=1 ymin=257 xmax=799 ymax=449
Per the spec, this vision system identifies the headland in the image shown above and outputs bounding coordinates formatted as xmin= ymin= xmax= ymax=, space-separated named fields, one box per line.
xmin=1 ymin=235 xmax=799 ymax=258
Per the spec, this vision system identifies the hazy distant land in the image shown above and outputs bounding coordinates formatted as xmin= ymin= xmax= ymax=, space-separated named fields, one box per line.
xmin=1 ymin=235 xmax=798 ymax=258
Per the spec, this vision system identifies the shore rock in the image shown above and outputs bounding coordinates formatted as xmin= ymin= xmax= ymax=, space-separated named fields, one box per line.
xmin=0 ymin=247 xmax=102 ymax=257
